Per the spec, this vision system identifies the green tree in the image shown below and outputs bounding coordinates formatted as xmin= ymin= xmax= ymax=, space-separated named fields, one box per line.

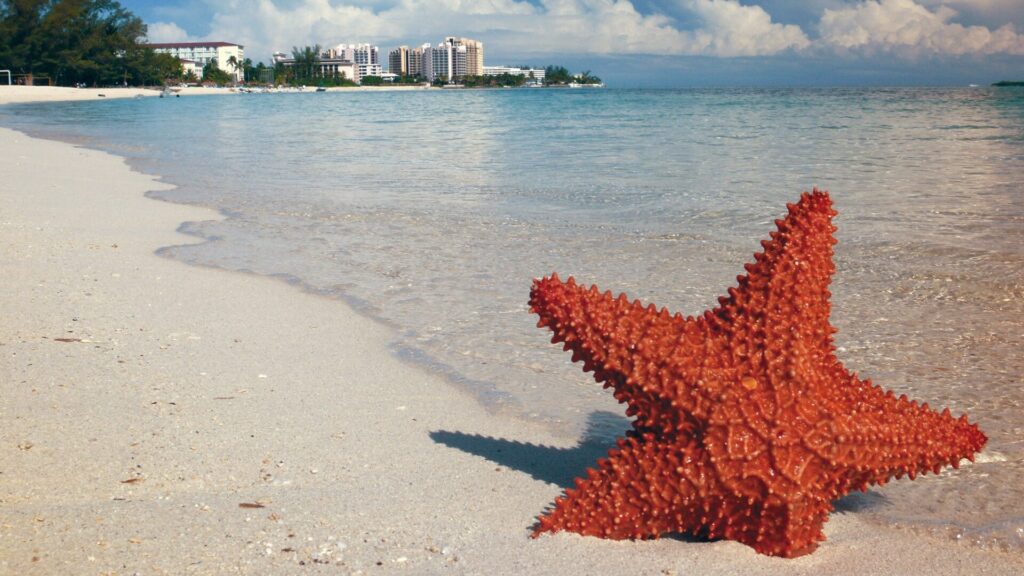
xmin=202 ymin=58 xmax=231 ymax=84
xmin=240 ymin=57 xmax=254 ymax=83
xmin=226 ymin=55 xmax=238 ymax=78
xmin=289 ymin=44 xmax=320 ymax=84
xmin=544 ymin=65 xmax=572 ymax=85
xmin=0 ymin=0 xmax=177 ymax=87
xmin=576 ymin=70 xmax=602 ymax=85
xmin=461 ymin=73 xmax=525 ymax=88
xmin=0 ymin=0 xmax=49 ymax=83
xmin=273 ymin=60 xmax=290 ymax=85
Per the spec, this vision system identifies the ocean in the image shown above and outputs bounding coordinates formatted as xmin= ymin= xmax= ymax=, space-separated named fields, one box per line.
xmin=3 ymin=87 xmax=1023 ymax=552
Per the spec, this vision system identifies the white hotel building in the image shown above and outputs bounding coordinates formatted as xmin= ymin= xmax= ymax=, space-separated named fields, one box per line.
xmin=483 ymin=66 xmax=546 ymax=84
xmin=149 ymin=42 xmax=245 ymax=82
xmin=328 ymin=44 xmax=383 ymax=80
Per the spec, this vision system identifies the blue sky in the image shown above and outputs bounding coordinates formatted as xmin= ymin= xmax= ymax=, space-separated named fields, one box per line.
xmin=120 ymin=1 xmax=1024 ymax=86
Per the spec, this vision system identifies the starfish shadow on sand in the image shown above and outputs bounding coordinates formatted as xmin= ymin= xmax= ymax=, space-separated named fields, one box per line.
xmin=430 ymin=411 xmax=627 ymax=488
xmin=430 ymin=408 xmax=888 ymax=516
xmin=431 ymin=412 xmax=718 ymax=544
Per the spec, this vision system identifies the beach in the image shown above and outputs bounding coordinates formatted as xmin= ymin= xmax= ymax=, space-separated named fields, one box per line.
xmin=0 ymin=85 xmax=235 ymax=104
xmin=2 ymin=106 xmax=1023 ymax=575
xmin=0 ymin=84 xmax=435 ymax=105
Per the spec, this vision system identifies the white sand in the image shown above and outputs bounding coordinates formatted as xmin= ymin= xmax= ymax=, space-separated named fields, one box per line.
xmin=1 ymin=125 xmax=1021 ymax=575
xmin=0 ymin=85 xmax=241 ymax=104
xmin=0 ymin=84 xmax=434 ymax=104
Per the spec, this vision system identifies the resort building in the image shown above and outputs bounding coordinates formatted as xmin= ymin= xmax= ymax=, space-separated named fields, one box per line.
xmin=272 ymin=51 xmax=358 ymax=84
xmin=357 ymin=63 xmax=383 ymax=80
xmin=330 ymin=44 xmax=379 ymax=67
xmin=180 ymin=59 xmax=200 ymax=80
xmin=483 ymin=66 xmax=545 ymax=84
xmin=149 ymin=41 xmax=245 ymax=82
xmin=429 ymin=41 xmax=463 ymax=83
xmin=388 ymin=46 xmax=409 ymax=76
xmin=425 ymin=37 xmax=483 ymax=83
xmin=455 ymin=37 xmax=484 ymax=77
xmin=409 ymin=44 xmax=431 ymax=79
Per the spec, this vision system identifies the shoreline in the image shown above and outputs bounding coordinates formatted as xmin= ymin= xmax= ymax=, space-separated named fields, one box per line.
xmin=0 ymin=85 xmax=243 ymax=104
xmin=2 ymin=124 xmax=1023 ymax=574
xmin=0 ymin=82 xmax=608 ymax=105
xmin=0 ymin=84 xmax=447 ymax=105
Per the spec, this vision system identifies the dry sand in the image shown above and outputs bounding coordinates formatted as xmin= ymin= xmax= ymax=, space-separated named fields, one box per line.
xmin=0 ymin=85 xmax=245 ymax=105
xmin=0 ymin=84 xmax=434 ymax=105
xmin=1 ymin=122 xmax=1022 ymax=575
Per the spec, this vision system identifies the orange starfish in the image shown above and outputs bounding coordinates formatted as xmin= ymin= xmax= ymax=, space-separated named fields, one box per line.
xmin=528 ymin=190 xmax=986 ymax=557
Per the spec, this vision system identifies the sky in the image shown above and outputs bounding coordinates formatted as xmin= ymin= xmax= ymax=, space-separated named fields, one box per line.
xmin=120 ymin=0 xmax=1024 ymax=86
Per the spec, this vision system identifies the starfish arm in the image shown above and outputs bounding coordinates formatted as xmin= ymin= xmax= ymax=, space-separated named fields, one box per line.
xmin=532 ymin=434 xmax=831 ymax=558
xmin=735 ymin=495 xmax=832 ymax=558
xmin=803 ymin=372 xmax=987 ymax=490
xmin=712 ymin=190 xmax=840 ymax=397
xmin=530 ymin=274 xmax=714 ymax=434
xmin=532 ymin=435 xmax=712 ymax=540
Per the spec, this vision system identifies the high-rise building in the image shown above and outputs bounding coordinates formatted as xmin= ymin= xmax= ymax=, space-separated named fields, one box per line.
xmin=331 ymin=43 xmax=379 ymax=66
xmin=430 ymin=42 xmax=460 ymax=83
xmin=409 ymin=43 xmax=431 ymax=79
xmin=454 ymin=37 xmax=484 ymax=77
xmin=388 ymin=46 xmax=409 ymax=76
xmin=425 ymin=37 xmax=483 ymax=83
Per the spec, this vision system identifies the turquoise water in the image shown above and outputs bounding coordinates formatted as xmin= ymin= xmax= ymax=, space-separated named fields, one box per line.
xmin=3 ymin=87 xmax=1023 ymax=552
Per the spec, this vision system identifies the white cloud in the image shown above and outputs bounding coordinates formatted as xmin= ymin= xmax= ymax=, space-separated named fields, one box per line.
xmin=919 ymin=0 xmax=1024 ymax=21
xmin=146 ymin=21 xmax=197 ymax=43
xmin=186 ymin=0 xmax=809 ymax=62
xmin=819 ymin=0 xmax=1024 ymax=56
xmin=149 ymin=0 xmax=1024 ymax=64
xmin=683 ymin=0 xmax=810 ymax=57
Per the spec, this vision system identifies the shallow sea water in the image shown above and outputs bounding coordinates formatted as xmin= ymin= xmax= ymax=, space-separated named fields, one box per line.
xmin=3 ymin=87 xmax=1023 ymax=553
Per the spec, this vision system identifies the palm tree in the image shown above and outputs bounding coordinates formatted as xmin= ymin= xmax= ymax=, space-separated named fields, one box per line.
xmin=226 ymin=55 xmax=240 ymax=83
xmin=290 ymin=45 xmax=321 ymax=84
xmin=242 ymin=58 xmax=253 ymax=83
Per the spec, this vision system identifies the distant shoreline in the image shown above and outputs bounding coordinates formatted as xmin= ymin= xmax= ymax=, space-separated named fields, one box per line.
xmin=0 ymin=83 xmax=610 ymax=105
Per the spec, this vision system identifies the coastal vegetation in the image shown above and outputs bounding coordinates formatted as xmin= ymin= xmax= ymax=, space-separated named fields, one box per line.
xmin=462 ymin=73 xmax=528 ymax=88
xmin=543 ymin=65 xmax=602 ymax=86
xmin=992 ymin=80 xmax=1024 ymax=86
xmin=201 ymin=59 xmax=232 ymax=85
xmin=0 ymin=0 xmax=182 ymax=86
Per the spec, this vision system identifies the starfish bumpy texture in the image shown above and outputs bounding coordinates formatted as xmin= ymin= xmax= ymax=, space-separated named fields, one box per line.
xmin=528 ymin=190 xmax=986 ymax=557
